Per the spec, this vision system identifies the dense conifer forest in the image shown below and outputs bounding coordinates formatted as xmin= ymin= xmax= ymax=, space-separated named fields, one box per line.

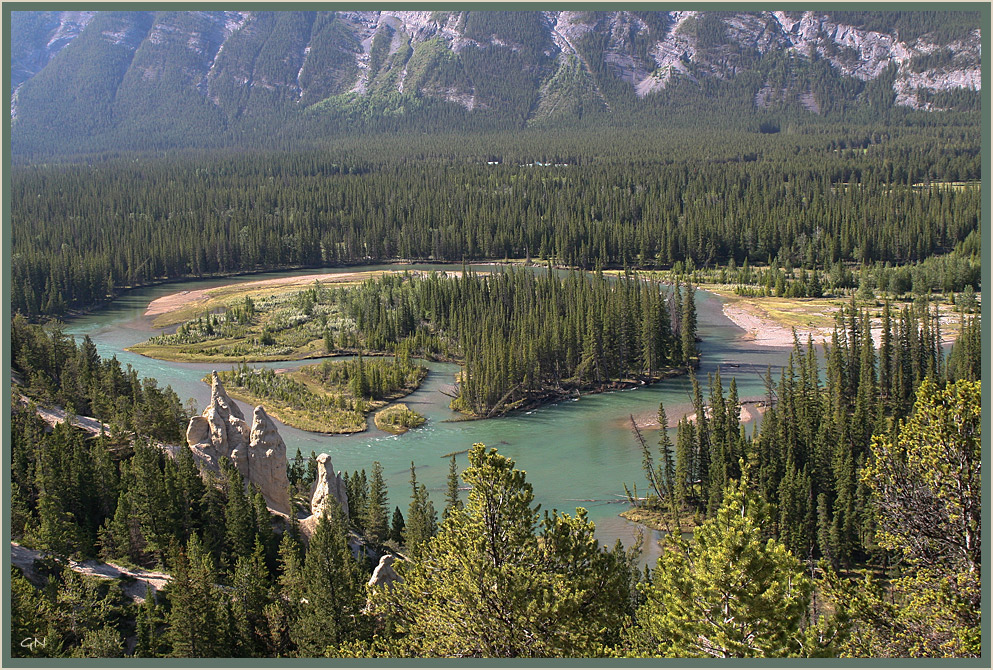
xmin=10 ymin=120 xmax=980 ymax=321
xmin=332 ymin=269 xmax=691 ymax=416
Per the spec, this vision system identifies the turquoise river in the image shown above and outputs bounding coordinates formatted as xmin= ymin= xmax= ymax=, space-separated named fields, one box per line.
xmin=64 ymin=264 xmax=794 ymax=565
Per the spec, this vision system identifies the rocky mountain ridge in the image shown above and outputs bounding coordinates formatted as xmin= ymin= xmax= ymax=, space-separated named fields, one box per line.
xmin=9 ymin=10 xmax=983 ymax=154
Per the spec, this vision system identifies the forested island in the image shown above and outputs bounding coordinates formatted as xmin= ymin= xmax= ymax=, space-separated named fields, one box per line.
xmin=132 ymin=268 xmax=698 ymax=419
xmin=7 ymin=8 xmax=984 ymax=662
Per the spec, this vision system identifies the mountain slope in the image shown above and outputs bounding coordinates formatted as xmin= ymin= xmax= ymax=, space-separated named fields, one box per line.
xmin=10 ymin=9 xmax=983 ymax=155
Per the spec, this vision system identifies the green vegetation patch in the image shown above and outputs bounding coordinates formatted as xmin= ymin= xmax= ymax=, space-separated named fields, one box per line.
xmin=132 ymin=275 xmax=389 ymax=362
xmin=374 ymin=403 xmax=427 ymax=434
xmin=208 ymin=353 xmax=426 ymax=434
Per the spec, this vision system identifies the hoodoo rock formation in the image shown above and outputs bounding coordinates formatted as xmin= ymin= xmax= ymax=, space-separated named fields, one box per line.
xmin=245 ymin=406 xmax=293 ymax=516
xmin=186 ymin=372 xmax=292 ymax=516
xmin=368 ymin=554 xmax=400 ymax=589
xmin=310 ymin=453 xmax=350 ymax=520
xmin=299 ymin=452 xmax=351 ymax=538
xmin=186 ymin=371 xmax=249 ymax=472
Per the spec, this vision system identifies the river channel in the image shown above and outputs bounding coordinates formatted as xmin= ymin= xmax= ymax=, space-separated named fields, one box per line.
xmin=64 ymin=264 xmax=793 ymax=565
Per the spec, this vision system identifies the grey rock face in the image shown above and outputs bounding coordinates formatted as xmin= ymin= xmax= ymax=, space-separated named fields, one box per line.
xmin=186 ymin=372 xmax=291 ymax=515
xmin=310 ymin=453 xmax=350 ymax=520
xmin=246 ymin=406 xmax=293 ymax=516
xmin=368 ymin=554 xmax=401 ymax=589
xmin=12 ymin=10 xmax=981 ymax=123
xmin=186 ymin=372 xmax=249 ymax=472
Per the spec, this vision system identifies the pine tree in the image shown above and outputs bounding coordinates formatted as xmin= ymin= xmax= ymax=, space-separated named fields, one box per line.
xmin=390 ymin=507 xmax=406 ymax=544
xmin=292 ymin=505 xmax=366 ymax=655
xmin=362 ymin=461 xmax=389 ymax=544
xmin=166 ymin=534 xmax=229 ymax=657
xmin=250 ymin=487 xmax=275 ymax=569
xmin=680 ymin=283 xmax=698 ymax=367
xmin=373 ymin=443 xmax=637 ymax=656
xmin=222 ymin=461 xmax=254 ymax=570
xmin=134 ymin=585 xmax=163 ymax=657
xmin=839 ymin=379 xmax=982 ymax=657
xmin=403 ymin=463 xmax=437 ymax=553
xmin=231 ymin=540 xmax=274 ymax=656
xmin=444 ymin=454 xmax=463 ymax=518
xmin=627 ymin=477 xmax=816 ymax=657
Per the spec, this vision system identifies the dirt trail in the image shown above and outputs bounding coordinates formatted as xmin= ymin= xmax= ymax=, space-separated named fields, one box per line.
xmin=11 ymin=542 xmax=170 ymax=602
xmin=17 ymin=395 xmax=110 ymax=437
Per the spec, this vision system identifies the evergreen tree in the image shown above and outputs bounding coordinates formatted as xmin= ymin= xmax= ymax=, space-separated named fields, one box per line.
xmin=403 ymin=463 xmax=437 ymax=553
xmin=165 ymin=534 xmax=229 ymax=657
xmin=680 ymin=283 xmax=698 ymax=367
xmin=444 ymin=454 xmax=463 ymax=518
xmin=838 ymin=379 xmax=981 ymax=657
xmin=627 ymin=477 xmax=818 ymax=657
xmin=222 ymin=461 xmax=254 ymax=570
xmin=362 ymin=461 xmax=389 ymax=544
xmin=389 ymin=506 xmax=406 ymax=545
xmin=292 ymin=505 xmax=366 ymax=656
xmin=231 ymin=540 xmax=274 ymax=656
xmin=134 ymin=586 xmax=163 ymax=657
xmin=373 ymin=443 xmax=637 ymax=656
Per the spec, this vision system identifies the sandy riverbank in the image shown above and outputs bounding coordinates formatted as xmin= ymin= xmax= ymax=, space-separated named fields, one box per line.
xmin=143 ymin=271 xmax=376 ymax=317
xmin=143 ymin=268 xmax=474 ymax=319
xmin=721 ymin=300 xmax=834 ymax=348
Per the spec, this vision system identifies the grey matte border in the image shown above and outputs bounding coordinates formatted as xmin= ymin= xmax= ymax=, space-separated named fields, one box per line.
xmin=1 ymin=1 xmax=989 ymax=667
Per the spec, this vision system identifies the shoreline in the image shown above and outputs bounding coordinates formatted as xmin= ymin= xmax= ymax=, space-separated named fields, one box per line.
xmin=143 ymin=270 xmax=385 ymax=318
xmin=445 ymin=368 xmax=690 ymax=423
xmin=720 ymin=299 xmax=833 ymax=349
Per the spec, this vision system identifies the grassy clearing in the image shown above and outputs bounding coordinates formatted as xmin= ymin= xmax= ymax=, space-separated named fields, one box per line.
xmin=705 ymin=288 xmax=842 ymax=330
xmin=222 ymin=385 xmax=369 ymax=433
xmin=701 ymin=283 xmax=968 ymax=344
xmin=148 ymin=271 xmax=387 ymax=329
xmin=134 ymin=273 xmax=398 ymax=362
xmin=128 ymin=340 xmax=323 ymax=363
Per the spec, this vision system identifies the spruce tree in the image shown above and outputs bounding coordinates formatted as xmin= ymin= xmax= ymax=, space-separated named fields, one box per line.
xmin=444 ymin=454 xmax=463 ymax=518
xmin=390 ymin=507 xmax=406 ymax=544
xmin=222 ymin=461 xmax=254 ymax=570
xmin=373 ymin=444 xmax=636 ymax=656
xmin=166 ymin=534 xmax=229 ymax=657
xmin=680 ymin=283 xmax=698 ymax=367
xmin=292 ymin=505 xmax=366 ymax=656
xmin=403 ymin=463 xmax=437 ymax=553
xmin=627 ymin=478 xmax=815 ymax=657
xmin=231 ymin=540 xmax=274 ymax=656
xmin=362 ymin=461 xmax=389 ymax=544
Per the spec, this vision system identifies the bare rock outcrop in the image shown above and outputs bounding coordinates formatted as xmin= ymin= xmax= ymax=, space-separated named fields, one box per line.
xmin=245 ymin=406 xmax=293 ymax=516
xmin=186 ymin=372 xmax=291 ymax=516
xmin=310 ymin=453 xmax=350 ymax=519
xmin=187 ymin=372 xmax=249 ymax=472
xmin=299 ymin=453 xmax=351 ymax=538
xmin=368 ymin=554 xmax=400 ymax=589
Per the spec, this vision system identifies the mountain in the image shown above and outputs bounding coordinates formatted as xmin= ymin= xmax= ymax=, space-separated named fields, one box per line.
xmin=9 ymin=9 xmax=983 ymax=156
